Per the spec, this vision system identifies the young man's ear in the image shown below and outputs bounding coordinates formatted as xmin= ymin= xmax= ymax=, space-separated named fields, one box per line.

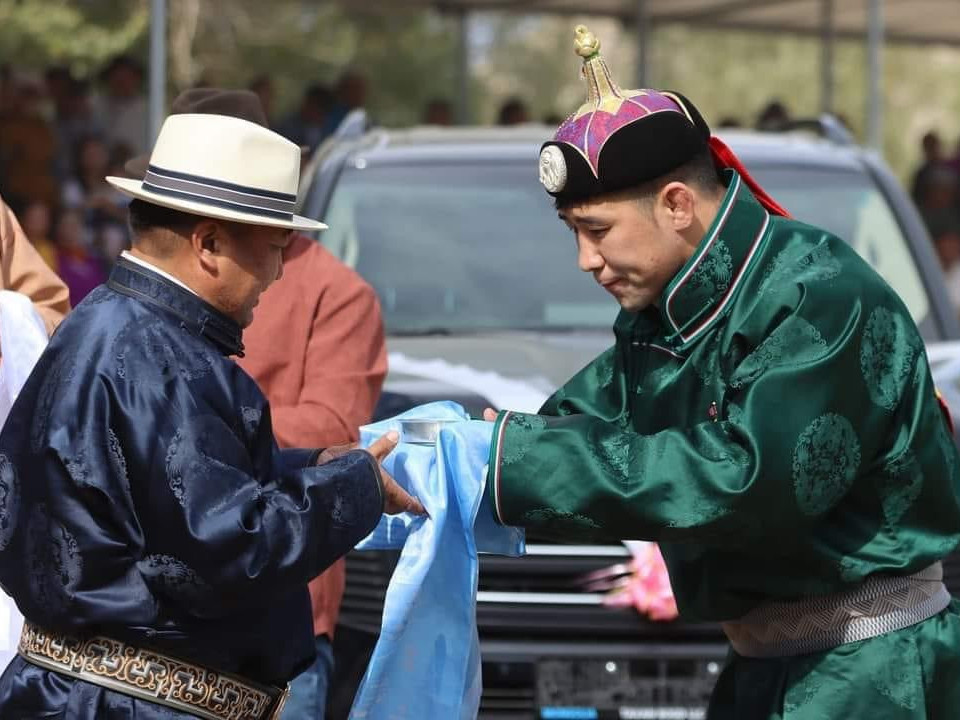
xmin=659 ymin=182 xmax=696 ymax=232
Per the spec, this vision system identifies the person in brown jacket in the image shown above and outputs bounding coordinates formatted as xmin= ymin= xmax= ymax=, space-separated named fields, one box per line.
xmin=0 ymin=193 xmax=70 ymax=337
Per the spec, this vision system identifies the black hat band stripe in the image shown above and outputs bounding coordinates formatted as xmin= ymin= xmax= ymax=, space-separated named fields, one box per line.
xmin=144 ymin=168 xmax=296 ymax=214
xmin=147 ymin=164 xmax=297 ymax=202
xmin=141 ymin=182 xmax=294 ymax=221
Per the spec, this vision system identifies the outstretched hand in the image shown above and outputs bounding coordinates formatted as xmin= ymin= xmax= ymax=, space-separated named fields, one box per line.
xmin=483 ymin=408 xmax=498 ymax=422
xmin=366 ymin=431 xmax=427 ymax=516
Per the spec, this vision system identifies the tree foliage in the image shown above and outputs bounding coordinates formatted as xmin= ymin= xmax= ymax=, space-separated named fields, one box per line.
xmin=0 ymin=0 xmax=147 ymax=75
xmin=0 ymin=1 xmax=958 ymax=178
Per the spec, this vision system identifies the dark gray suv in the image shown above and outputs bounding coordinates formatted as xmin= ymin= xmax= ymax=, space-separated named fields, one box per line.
xmin=300 ymin=117 xmax=960 ymax=720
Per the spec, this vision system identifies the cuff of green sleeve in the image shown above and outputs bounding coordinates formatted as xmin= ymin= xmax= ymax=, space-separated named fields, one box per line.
xmin=486 ymin=410 xmax=513 ymax=526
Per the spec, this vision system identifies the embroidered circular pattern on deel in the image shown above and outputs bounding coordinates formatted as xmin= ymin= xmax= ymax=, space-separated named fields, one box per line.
xmin=113 ymin=321 xmax=213 ymax=386
xmin=589 ymin=349 xmax=616 ymax=390
xmin=792 ymin=413 xmax=861 ymax=516
xmin=165 ymin=415 xmax=246 ymax=507
xmin=859 ymin=307 xmax=918 ymax=411
xmin=589 ymin=430 xmax=635 ymax=486
xmin=0 ymin=455 xmax=20 ymax=551
xmin=522 ymin=507 xmax=601 ymax=534
xmin=31 ymin=351 xmax=76 ymax=453
xmin=27 ymin=505 xmax=82 ymax=615
xmin=877 ymin=450 xmax=923 ymax=525
xmin=500 ymin=413 xmax=547 ymax=466
xmin=138 ymin=554 xmax=214 ymax=615
xmin=106 ymin=428 xmax=132 ymax=498
xmin=240 ymin=406 xmax=262 ymax=437
xmin=690 ymin=239 xmax=733 ymax=298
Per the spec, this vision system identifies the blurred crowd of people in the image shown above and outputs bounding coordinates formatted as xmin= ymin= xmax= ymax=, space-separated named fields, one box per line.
xmin=0 ymin=57 xmax=146 ymax=307
xmin=0 ymin=50 xmax=872 ymax=312
xmin=0 ymin=54 xmax=550 ymax=309
xmin=912 ymin=130 xmax=960 ymax=311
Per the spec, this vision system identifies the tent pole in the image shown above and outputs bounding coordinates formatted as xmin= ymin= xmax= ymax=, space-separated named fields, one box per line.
xmin=820 ymin=0 xmax=834 ymax=114
xmin=455 ymin=9 xmax=471 ymax=125
xmin=636 ymin=0 xmax=650 ymax=86
xmin=148 ymin=0 xmax=167 ymax=144
xmin=866 ymin=0 xmax=885 ymax=151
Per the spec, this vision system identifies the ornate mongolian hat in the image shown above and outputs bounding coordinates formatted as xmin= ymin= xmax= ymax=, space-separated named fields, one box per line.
xmin=541 ymin=25 xmax=788 ymax=217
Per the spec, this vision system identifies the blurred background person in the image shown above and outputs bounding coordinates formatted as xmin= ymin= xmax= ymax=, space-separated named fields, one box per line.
xmin=912 ymin=131 xmax=947 ymax=206
xmin=497 ymin=96 xmax=529 ymax=125
xmin=326 ymin=70 xmax=368 ymax=134
xmin=928 ymin=212 xmax=960 ymax=315
xmin=52 ymin=206 xmax=105 ymax=307
xmin=50 ymin=73 xmax=102 ymax=181
xmin=422 ymin=98 xmax=453 ymax=126
xmin=61 ymin=134 xmax=130 ymax=265
xmin=16 ymin=199 xmax=58 ymax=272
xmin=93 ymin=54 xmax=147 ymax=155
xmin=916 ymin=164 xmax=959 ymax=233
xmin=0 ymin=193 xmax=69 ymax=335
xmin=755 ymin=98 xmax=790 ymax=130
xmin=248 ymin=74 xmax=276 ymax=127
xmin=0 ymin=72 xmax=57 ymax=209
xmin=279 ymin=83 xmax=333 ymax=153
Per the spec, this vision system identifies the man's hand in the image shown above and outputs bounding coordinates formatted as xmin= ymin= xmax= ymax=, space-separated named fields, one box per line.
xmin=316 ymin=442 xmax=357 ymax=465
xmin=483 ymin=408 xmax=498 ymax=422
xmin=316 ymin=432 xmax=426 ymax=515
xmin=365 ymin=431 xmax=427 ymax=516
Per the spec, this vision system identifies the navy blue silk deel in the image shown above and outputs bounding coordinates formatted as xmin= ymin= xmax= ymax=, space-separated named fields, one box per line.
xmin=0 ymin=257 xmax=385 ymax=718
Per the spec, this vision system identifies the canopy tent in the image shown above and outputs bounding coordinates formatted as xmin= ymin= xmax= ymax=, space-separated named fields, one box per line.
xmin=146 ymin=0 xmax=956 ymax=152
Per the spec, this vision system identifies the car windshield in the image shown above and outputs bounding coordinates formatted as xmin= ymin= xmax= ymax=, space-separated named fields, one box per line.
xmin=748 ymin=165 xmax=930 ymax=328
xmin=321 ymin=158 xmax=930 ymax=334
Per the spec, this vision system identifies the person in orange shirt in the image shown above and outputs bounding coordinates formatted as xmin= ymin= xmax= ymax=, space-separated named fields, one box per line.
xmin=0 ymin=193 xmax=70 ymax=336
xmin=16 ymin=199 xmax=59 ymax=273
xmin=239 ymin=232 xmax=386 ymax=720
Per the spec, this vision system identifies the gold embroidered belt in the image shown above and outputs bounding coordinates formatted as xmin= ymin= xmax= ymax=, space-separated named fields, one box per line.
xmin=721 ymin=562 xmax=951 ymax=658
xmin=17 ymin=621 xmax=289 ymax=720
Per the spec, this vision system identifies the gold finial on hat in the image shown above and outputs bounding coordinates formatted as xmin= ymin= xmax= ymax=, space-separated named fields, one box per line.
xmin=571 ymin=25 xmax=625 ymax=113
xmin=574 ymin=25 xmax=601 ymax=59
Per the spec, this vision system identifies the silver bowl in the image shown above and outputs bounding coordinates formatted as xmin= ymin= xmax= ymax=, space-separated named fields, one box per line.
xmin=399 ymin=419 xmax=457 ymax=445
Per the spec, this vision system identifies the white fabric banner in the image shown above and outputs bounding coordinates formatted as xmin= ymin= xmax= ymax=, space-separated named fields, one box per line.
xmin=0 ymin=291 xmax=49 ymax=671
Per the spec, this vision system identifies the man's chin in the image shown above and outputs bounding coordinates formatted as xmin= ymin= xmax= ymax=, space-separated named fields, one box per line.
xmin=617 ymin=296 xmax=649 ymax=313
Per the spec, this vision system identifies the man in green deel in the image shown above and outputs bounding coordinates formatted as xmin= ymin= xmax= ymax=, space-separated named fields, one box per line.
xmin=485 ymin=25 xmax=960 ymax=717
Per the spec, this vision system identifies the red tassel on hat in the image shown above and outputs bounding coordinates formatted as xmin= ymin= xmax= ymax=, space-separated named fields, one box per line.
xmin=708 ymin=136 xmax=791 ymax=218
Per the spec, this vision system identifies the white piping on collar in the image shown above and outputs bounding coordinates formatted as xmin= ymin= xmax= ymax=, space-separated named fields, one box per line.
xmin=663 ymin=172 xmax=742 ymax=340
xmin=121 ymin=251 xmax=198 ymax=297
xmin=678 ymin=210 xmax=770 ymax=345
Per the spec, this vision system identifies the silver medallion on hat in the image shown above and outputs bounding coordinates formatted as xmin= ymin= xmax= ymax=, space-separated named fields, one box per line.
xmin=539 ymin=145 xmax=568 ymax=192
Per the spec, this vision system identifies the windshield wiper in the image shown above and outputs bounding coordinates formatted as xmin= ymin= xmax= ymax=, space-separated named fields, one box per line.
xmin=390 ymin=327 xmax=454 ymax=337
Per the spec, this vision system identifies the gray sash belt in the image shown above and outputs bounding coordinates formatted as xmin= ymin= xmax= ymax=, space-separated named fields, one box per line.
xmin=721 ymin=562 xmax=952 ymax=658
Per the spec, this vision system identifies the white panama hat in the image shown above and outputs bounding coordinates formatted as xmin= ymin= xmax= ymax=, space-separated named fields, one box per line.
xmin=107 ymin=113 xmax=327 ymax=231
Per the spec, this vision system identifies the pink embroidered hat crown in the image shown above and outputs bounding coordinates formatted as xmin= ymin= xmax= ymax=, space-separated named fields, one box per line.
xmin=539 ymin=25 xmax=711 ymax=205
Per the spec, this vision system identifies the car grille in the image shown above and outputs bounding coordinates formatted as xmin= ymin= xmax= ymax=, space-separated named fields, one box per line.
xmin=337 ymin=549 xmax=399 ymax=634
xmin=477 ymin=545 xmax=721 ymax=640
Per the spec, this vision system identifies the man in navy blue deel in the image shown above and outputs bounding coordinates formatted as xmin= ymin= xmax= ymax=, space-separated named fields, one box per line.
xmin=0 ymin=111 xmax=424 ymax=719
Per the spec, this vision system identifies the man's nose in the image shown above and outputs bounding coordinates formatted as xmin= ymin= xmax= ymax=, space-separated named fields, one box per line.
xmin=577 ymin=240 xmax=603 ymax=273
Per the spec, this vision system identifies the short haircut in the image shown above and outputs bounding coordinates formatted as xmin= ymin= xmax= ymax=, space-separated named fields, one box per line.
xmin=127 ymin=199 xmax=204 ymax=256
xmin=555 ymin=148 xmax=722 ymax=211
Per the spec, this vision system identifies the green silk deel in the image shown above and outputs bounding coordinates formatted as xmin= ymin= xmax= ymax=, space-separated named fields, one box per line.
xmin=487 ymin=171 xmax=960 ymax=717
